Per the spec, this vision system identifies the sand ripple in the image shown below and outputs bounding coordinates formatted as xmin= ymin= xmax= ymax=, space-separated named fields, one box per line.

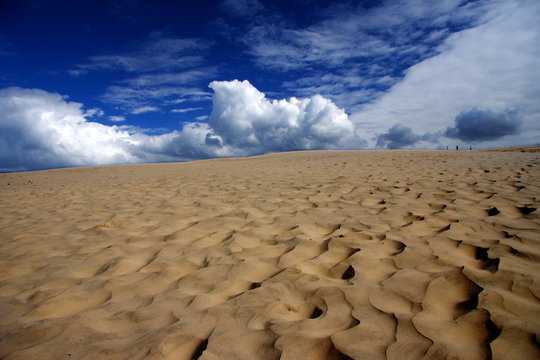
xmin=0 ymin=150 xmax=539 ymax=359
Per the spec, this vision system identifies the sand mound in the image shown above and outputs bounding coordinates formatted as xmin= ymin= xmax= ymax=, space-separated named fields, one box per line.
xmin=0 ymin=150 xmax=539 ymax=359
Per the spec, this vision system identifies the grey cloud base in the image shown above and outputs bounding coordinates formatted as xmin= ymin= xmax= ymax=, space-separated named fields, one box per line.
xmin=376 ymin=124 xmax=426 ymax=149
xmin=444 ymin=108 xmax=521 ymax=142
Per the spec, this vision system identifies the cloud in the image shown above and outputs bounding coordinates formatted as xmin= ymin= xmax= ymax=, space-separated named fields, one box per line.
xmin=101 ymin=85 xmax=212 ymax=110
xmin=243 ymin=0 xmax=489 ymax=71
xmin=282 ymin=71 xmax=391 ymax=112
xmin=223 ymin=0 xmax=494 ymax=115
xmin=134 ymin=123 xmax=234 ymax=162
xmin=109 ymin=115 xmax=126 ymax=122
xmin=444 ymin=108 xmax=521 ymax=142
xmin=72 ymin=36 xmax=215 ymax=112
xmin=351 ymin=0 xmax=540 ymax=148
xmin=0 ymin=87 xmax=235 ymax=172
xmin=83 ymin=108 xmax=104 ymax=118
xmin=0 ymin=87 xmax=138 ymax=172
xmin=376 ymin=124 xmax=421 ymax=149
xmin=171 ymin=107 xmax=203 ymax=113
xmin=120 ymin=68 xmax=217 ymax=87
xmin=131 ymin=106 xmax=159 ymax=114
xmin=208 ymin=80 xmax=363 ymax=153
xmin=375 ymin=124 xmax=440 ymax=149
xmin=74 ymin=38 xmax=209 ymax=74
xmin=0 ymin=82 xmax=363 ymax=172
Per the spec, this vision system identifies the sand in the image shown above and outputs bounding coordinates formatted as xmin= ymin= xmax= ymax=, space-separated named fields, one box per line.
xmin=0 ymin=149 xmax=539 ymax=360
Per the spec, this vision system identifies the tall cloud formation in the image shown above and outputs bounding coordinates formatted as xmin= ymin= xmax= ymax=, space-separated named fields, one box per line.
xmin=444 ymin=108 xmax=521 ymax=142
xmin=0 ymin=81 xmax=360 ymax=172
xmin=208 ymin=80 xmax=359 ymax=153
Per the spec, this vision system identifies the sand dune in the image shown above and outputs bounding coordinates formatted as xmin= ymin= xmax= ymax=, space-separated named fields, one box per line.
xmin=0 ymin=150 xmax=539 ymax=359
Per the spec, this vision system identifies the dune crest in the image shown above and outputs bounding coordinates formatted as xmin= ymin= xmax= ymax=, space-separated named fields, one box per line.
xmin=0 ymin=150 xmax=539 ymax=359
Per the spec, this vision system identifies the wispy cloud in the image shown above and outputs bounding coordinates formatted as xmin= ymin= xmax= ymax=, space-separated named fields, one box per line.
xmin=72 ymin=36 xmax=214 ymax=112
xmin=78 ymin=54 xmax=205 ymax=75
xmin=243 ymin=0 xmax=490 ymax=71
xmin=120 ymin=68 xmax=217 ymax=87
xmin=83 ymin=108 xmax=104 ymax=118
xmin=102 ymin=85 xmax=212 ymax=110
xmin=220 ymin=0 xmax=494 ymax=110
xmin=74 ymin=38 xmax=209 ymax=74
xmin=171 ymin=107 xmax=203 ymax=113
xmin=109 ymin=115 xmax=126 ymax=122
xmin=131 ymin=106 xmax=159 ymax=114
xmin=282 ymin=71 xmax=395 ymax=111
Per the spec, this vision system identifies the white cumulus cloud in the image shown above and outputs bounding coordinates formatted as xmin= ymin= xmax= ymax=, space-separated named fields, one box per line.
xmin=0 ymin=88 xmax=139 ymax=172
xmin=208 ymin=80 xmax=362 ymax=153
xmin=0 ymin=81 xmax=361 ymax=172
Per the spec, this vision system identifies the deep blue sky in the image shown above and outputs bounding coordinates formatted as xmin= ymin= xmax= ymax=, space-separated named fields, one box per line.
xmin=1 ymin=0 xmax=539 ymax=171
xmin=3 ymin=0 xmax=383 ymax=130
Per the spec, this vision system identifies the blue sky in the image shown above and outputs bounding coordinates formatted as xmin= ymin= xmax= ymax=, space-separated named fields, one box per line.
xmin=1 ymin=0 xmax=539 ymax=171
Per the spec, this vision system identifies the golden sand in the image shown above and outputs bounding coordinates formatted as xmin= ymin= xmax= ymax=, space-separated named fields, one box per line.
xmin=0 ymin=150 xmax=539 ymax=359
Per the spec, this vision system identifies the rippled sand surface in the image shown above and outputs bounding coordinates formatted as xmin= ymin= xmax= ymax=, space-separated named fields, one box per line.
xmin=0 ymin=149 xmax=539 ymax=359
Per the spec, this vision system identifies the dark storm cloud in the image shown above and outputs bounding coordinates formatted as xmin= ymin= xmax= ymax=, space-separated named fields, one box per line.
xmin=444 ymin=108 xmax=521 ymax=142
xmin=376 ymin=124 xmax=431 ymax=149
